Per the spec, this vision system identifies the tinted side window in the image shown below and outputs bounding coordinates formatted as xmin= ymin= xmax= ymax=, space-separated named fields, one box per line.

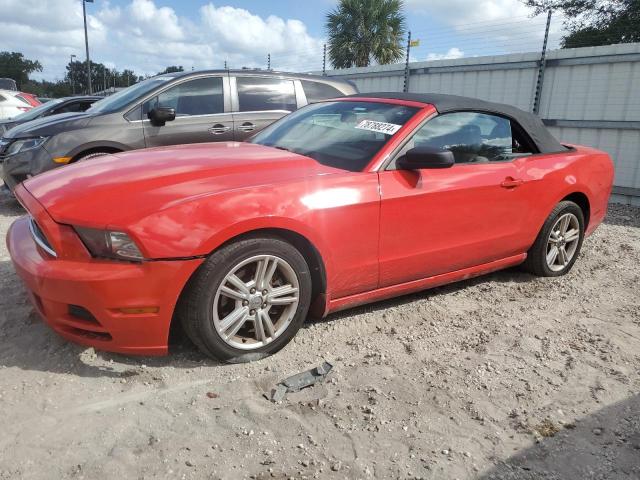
xmin=236 ymin=77 xmax=296 ymax=112
xmin=53 ymin=101 xmax=90 ymax=114
xmin=301 ymin=80 xmax=343 ymax=103
xmin=144 ymin=77 xmax=224 ymax=116
xmin=411 ymin=112 xmax=533 ymax=163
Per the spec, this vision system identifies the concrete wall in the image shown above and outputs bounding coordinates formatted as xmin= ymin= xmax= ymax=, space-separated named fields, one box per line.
xmin=323 ymin=43 xmax=640 ymax=205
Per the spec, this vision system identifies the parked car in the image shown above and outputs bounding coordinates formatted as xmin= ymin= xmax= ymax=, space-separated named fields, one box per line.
xmin=0 ymin=96 xmax=101 ymax=135
xmin=0 ymin=90 xmax=32 ymax=120
xmin=7 ymin=93 xmax=614 ymax=361
xmin=16 ymin=92 xmax=41 ymax=108
xmin=0 ymin=78 xmax=17 ymax=91
xmin=0 ymin=70 xmax=357 ymax=191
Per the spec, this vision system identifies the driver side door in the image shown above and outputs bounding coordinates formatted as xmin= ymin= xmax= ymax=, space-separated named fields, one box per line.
xmin=378 ymin=111 xmax=535 ymax=287
xmin=143 ymin=75 xmax=234 ymax=147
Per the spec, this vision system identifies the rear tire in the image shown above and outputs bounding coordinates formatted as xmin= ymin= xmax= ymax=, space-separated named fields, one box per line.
xmin=522 ymin=201 xmax=585 ymax=277
xmin=178 ymin=236 xmax=312 ymax=362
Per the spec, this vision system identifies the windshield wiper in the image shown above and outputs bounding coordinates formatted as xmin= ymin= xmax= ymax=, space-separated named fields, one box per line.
xmin=272 ymin=145 xmax=292 ymax=152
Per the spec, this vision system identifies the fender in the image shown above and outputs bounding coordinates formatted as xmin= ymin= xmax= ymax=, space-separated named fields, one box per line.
xmin=198 ymin=216 xmax=335 ymax=286
xmin=67 ymin=140 xmax=131 ymax=160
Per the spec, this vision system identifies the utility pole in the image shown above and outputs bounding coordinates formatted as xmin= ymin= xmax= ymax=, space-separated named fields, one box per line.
xmin=70 ymin=54 xmax=76 ymax=94
xmin=322 ymin=44 xmax=327 ymax=76
xmin=82 ymin=0 xmax=93 ymax=94
xmin=103 ymin=68 xmax=106 ymax=93
xmin=403 ymin=31 xmax=412 ymax=93
xmin=533 ymin=10 xmax=552 ymax=115
xmin=267 ymin=53 xmax=271 ymax=70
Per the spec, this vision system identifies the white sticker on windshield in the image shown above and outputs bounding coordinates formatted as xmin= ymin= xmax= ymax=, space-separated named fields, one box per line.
xmin=355 ymin=119 xmax=402 ymax=135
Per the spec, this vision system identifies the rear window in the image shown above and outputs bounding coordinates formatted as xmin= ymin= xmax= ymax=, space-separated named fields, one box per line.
xmin=15 ymin=94 xmax=31 ymax=105
xmin=236 ymin=77 xmax=296 ymax=112
xmin=301 ymin=80 xmax=344 ymax=103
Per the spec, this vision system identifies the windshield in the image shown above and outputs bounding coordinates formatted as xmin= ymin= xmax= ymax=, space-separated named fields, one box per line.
xmin=11 ymin=98 xmax=64 ymax=121
xmin=250 ymin=101 xmax=418 ymax=171
xmin=87 ymin=76 xmax=175 ymax=114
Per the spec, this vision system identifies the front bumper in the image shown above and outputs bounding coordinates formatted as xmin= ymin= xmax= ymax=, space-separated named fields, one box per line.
xmin=1 ymin=145 xmax=55 ymax=191
xmin=7 ymin=216 xmax=204 ymax=356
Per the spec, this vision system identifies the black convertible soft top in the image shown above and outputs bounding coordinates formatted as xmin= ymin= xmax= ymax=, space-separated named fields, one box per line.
xmin=347 ymin=92 xmax=566 ymax=154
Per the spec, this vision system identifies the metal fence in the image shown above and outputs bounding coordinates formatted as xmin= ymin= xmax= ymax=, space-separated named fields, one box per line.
xmin=322 ymin=43 xmax=640 ymax=205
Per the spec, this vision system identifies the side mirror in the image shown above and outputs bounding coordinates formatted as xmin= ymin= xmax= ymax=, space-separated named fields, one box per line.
xmin=397 ymin=146 xmax=455 ymax=170
xmin=148 ymin=107 xmax=176 ymax=127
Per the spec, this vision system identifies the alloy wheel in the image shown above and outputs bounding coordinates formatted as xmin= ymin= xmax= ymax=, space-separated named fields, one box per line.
xmin=546 ymin=212 xmax=580 ymax=272
xmin=212 ymin=254 xmax=300 ymax=350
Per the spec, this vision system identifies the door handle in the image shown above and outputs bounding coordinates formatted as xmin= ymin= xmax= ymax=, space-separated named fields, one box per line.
xmin=501 ymin=177 xmax=524 ymax=188
xmin=209 ymin=124 xmax=231 ymax=135
xmin=238 ymin=122 xmax=256 ymax=132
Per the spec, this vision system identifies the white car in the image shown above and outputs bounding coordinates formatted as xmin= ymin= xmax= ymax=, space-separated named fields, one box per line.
xmin=0 ymin=90 xmax=32 ymax=120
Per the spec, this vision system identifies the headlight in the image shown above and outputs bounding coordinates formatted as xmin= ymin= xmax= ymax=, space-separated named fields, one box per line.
xmin=74 ymin=227 xmax=144 ymax=261
xmin=5 ymin=136 xmax=48 ymax=156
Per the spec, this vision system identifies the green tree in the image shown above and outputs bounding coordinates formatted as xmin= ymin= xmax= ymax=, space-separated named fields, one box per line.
xmin=524 ymin=0 xmax=640 ymax=48
xmin=0 ymin=51 xmax=42 ymax=89
xmin=158 ymin=65 xmax=184 ymax=75
xmin=326 ymin=0 xmax=406 ymax=68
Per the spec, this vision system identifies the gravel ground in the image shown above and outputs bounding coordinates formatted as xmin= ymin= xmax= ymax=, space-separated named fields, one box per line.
xmin=0 ymin=188 xmax=639 ymax=480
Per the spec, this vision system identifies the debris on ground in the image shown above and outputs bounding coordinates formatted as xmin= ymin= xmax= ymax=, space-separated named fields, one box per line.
xmin=266 ymin=361 xmax=333 ymax=402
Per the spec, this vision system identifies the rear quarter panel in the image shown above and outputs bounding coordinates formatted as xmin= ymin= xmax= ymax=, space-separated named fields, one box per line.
xmin=518 ymin=145 xmax=613 ymax=249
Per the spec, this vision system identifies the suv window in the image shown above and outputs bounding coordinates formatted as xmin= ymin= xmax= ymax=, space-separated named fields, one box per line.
xmin=301 ymin=80 xmax=343 ymax=103
xmin=53 ymin=101 xmax=92 ymax=114
xmin=236 ymin=77 xmax=296 ymax=112
xmin=404 ymin=111 xmax=534 ymax=164
xmin=144 ymin=77 xmax=224 ymax=116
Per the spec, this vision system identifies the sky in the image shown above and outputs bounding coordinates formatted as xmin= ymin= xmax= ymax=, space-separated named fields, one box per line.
xmin=0 ymin=0 xmax=564 ymax=82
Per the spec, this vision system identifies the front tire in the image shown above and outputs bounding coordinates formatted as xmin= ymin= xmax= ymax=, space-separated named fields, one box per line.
xmin=523 ymin=201 xmax=585 ymax=277
xmin=179 ymin=236 xmax=312 ymax=362
xmin=75 ymin=151 xmax=113 ymax=162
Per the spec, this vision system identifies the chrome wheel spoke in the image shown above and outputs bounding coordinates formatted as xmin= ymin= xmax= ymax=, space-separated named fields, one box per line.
xmin=564 ymin=228 xmax=579 ymax=243
xmin=227 ymin=274 xmax=250 ymax=294
xmin=259 ymin=310 xmax=275 ymax=338
xmin=254 ymin=311 xmax=266 ymax=342
xmin=219 ymin=307 xmax=249 ymax=338
xmin=220 ymin=285 xmax=247 ymax=301
xmin=546 ymin=246 xmax=559 ymax=266
xmin=559 ymin=215 xmax=570 ymax=234
xmin=558 ymin=246 xmax=568 ymax=265
xmin=269 ymin=284 xmax=299 ymax=305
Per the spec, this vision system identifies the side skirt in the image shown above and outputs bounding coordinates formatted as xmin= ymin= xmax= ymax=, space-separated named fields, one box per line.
xmin=323 ymin=253 xmax=527 ymax=316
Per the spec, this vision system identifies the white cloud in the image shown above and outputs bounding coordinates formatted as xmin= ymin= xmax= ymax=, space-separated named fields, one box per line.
xmin=406 ymin=0 xmax=563 ymax=56
xmin=426 ymin=47 xmax=464 ymax=61
xmin=0 ymin=0 xmax=324 ymax=82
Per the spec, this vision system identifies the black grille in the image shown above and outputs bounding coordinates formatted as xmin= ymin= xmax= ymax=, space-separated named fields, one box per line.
xmin=68 ymin=305 xmax=99 ymax=324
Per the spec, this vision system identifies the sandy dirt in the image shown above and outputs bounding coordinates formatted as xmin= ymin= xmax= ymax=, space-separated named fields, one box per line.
xmin=0 ymin=188 xmax=639 ymax=480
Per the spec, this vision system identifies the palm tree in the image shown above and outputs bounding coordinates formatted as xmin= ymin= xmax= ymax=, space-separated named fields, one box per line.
xmin=326 ymin=0 xmax=406 ymax=69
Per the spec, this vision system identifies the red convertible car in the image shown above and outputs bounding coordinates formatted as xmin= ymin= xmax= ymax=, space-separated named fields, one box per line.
xmin=7 ymin=93 xmax=613 ymax=361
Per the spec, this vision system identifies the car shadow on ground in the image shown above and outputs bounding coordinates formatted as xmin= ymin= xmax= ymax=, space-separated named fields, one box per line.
xmin=476 ymin=393 xmax=640 ymax=479
xmin=0 ymin=253 xmax=534 ymax=379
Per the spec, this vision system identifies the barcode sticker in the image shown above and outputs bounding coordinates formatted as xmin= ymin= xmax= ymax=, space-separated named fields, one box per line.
xmin=355 ymin=120 xmax=402 ymax=135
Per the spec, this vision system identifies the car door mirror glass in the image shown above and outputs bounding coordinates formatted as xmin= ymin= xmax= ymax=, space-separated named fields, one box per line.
xmin=148 ymin=107 xmax=176 ymax=126
xmin=397 ymin=146 xmax=455 ymax=170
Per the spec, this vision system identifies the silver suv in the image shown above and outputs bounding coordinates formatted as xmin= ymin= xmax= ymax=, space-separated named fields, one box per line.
xmin=0 ymin=70 xmax=357 ymax=191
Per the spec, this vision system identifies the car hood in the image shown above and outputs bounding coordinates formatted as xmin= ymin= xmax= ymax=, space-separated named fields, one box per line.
xmin=23 ymin=142 xmax=343 ymax=226
xmin=2 ymin=111 xmax=93 ymax=139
